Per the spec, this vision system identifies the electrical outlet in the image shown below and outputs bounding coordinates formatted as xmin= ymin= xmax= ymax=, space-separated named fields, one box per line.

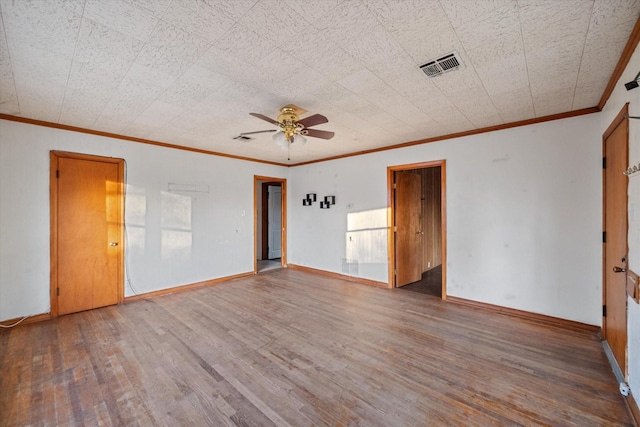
xmin=620 ymin=382 xmax=630 ymax=396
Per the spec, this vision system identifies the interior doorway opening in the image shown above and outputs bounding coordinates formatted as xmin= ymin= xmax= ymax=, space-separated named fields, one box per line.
xmin=254 ymin=176 xmax=287 ymax=273
xmin=387 ymin=161 xmax=446 ymax=298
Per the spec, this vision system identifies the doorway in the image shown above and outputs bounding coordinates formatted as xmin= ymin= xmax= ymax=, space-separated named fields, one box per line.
xmin=254 ymin=176 xmax=287 ymax=273
xmin=388 ymin=161 xmax=446 ymax=298
xmin=50 ymin=151 xmax=125 ymax=317
xmin=602 ymin=104 xmax=629 ymax=376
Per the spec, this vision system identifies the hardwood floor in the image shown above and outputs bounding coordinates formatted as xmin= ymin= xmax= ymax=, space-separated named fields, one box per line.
xmin=0 ymin=269 xmax=634 ymax=426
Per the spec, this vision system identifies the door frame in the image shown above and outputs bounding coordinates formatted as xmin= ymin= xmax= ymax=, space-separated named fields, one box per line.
xmin=254 ymin=175 xmax=287 ymax=273
xmin=50 ymin=151 xmax=125 ymax=318
xmin=601 ymin=104 xmax=629 ymax=348
xmin=387 ymin=160 xmax=446 ymax=297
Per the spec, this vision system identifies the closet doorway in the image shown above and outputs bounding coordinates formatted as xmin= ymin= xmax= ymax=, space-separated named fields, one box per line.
xmin=254 ymin=176 xmax=287 ymax=273
xmin=602 ymin=105 xmax=629 ymax=376
xmin=50 ymin=151 xmax=125 ymax=316
xmin=387 ymin=161 xmax=446 ymax=298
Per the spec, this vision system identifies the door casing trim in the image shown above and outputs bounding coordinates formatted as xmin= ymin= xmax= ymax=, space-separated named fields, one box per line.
xmin=254 ymin=176 xmax=287 ymax=273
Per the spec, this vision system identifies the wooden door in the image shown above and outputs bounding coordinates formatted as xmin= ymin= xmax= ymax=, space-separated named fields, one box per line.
xmin=52 ymin=152 xmax=124 ymax=316
xmin=268 ymin=185 xmax=282 ymax=259
xmin=603 ymin=110 xmax=629 ymax=374
xmin=395 ymin=172 xmax=423 ymax=287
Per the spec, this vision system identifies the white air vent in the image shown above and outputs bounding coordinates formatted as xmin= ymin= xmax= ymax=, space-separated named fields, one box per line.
xmin=233 ymin=135 xmax=253 ymax=141
xmin=419 ymin=51 xmax=462 ymax=78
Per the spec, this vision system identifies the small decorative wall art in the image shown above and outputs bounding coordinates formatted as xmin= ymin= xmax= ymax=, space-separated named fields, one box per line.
xmin=302 ymin=193 xmax=317 ymax=206
xmin=320 ymin=195 xmax=336 ymax=209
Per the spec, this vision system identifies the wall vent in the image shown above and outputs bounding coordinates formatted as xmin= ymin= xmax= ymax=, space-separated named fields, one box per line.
xmin=419 ymin=51 xmax=462 ymax=77
xmin=233 ymin=135 xmax=253 ymax=141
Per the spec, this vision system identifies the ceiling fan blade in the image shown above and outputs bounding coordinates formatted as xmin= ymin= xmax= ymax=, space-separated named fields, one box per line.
xmin=240 ymin=130 xmax=277 ymax=135
xmin=249 ymin=112 xmax=279 ymax=125
xmin=305 ymin=129 xmax=335 ymax=140
xmin=297 ymin=114 xmax=328 ymax=128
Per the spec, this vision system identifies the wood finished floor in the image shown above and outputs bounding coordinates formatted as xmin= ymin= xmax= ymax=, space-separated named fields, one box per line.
xmin=0 ymin=269 xmax=633 ymax=426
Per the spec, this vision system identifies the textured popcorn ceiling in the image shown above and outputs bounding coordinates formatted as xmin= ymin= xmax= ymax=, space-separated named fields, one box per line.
xmin=0 ymin=0 xmax=638 ymax=164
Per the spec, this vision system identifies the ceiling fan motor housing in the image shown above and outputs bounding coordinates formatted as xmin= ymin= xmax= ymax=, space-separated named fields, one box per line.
xmin=277 ymin=106 xmax=299 ymax=123
xmin=277 ymin=107 xmax=304 ymax=141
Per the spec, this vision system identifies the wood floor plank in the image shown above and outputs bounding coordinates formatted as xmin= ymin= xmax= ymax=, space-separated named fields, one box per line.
xmin=0 ymin=269 xmax=634 ymax=426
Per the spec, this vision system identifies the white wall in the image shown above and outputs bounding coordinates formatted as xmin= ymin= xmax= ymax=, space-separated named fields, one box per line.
xmin=0 ymin=120 xmax=287 ymax=321
xmin=600 ymin=43 xmax=640 ymax=398
xmin=289 ymin=114 xmax=603 ymax=326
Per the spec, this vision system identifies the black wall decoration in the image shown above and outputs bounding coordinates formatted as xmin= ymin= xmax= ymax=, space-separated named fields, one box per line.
xmin=303 ymin=194 xmax=335 ymax=208
xmin=302 ymin=193 xmax=317 ymax=206
xmin=320 ymin=195 xmax=336 ymax=209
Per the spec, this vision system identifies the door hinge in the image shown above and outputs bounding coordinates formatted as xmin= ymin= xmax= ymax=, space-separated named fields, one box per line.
xmin=56 ymin=169 xmax=60 ymax=178
xmin=602 ymin=231 xmax=606 ymax=243
xmin=393 ymin=183 xmax=397 ymax=189
xmin=394 ymin=226 xmax=397 ymax=232
xmin=56 ymin=287 xmax=60 ymax=296
xmin=602 ymin=305 xmax=606 ymax=317
xmin=602 ymin=157 xmax=606 ymax=169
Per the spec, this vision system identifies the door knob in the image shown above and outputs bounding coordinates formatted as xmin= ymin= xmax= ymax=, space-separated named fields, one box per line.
xmin=109 ymin=242 xmax=118 ymax=246
xmin=613 ymin=266 xmax=626 ymax=273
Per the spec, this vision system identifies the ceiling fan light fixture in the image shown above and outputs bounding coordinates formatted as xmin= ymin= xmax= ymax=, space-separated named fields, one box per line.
xmin=293 ymin=134 xmax=307 ymax=146
xmin=272 ymin=131 xmax=289 ymax=151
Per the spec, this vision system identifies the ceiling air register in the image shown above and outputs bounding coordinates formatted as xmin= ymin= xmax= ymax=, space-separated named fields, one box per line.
xmin=419 ymin=51 xmax=462 ymax=77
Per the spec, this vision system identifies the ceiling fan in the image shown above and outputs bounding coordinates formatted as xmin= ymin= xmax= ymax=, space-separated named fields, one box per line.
xmin=240 ymin=105 xmax=335 ymax=150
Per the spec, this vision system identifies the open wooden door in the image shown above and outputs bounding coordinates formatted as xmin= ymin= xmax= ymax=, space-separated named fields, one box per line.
xmin=51 ymin=152 xmax=124 ymax=316
xmin=602 ymin=106 xmax=629 ymax=374
xmin=395 ymin=172 xmax=423 ymax=287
